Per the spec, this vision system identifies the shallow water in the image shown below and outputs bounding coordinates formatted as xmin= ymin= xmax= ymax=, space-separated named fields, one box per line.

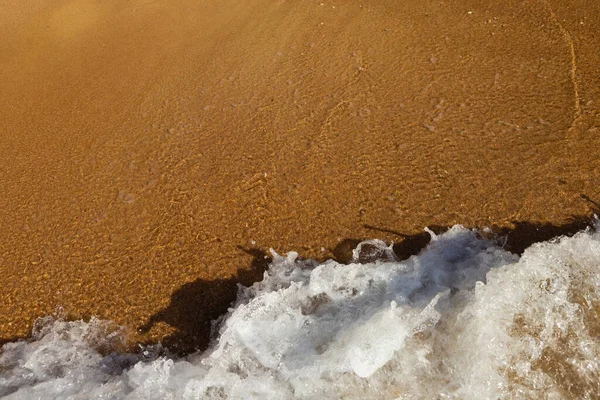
xmin=1 ymin=224 xmax=599 ymax=399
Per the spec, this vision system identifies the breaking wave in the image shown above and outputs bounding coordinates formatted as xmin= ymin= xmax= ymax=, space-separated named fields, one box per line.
xmin=1 ymin=223 xmax=599 ymax=399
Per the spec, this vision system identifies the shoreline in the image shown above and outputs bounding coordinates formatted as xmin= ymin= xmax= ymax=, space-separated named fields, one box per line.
xmin=1 ymin=0 xmax=600 ymax=349
xmin=3 ymin=214 xmax=598 ymax=355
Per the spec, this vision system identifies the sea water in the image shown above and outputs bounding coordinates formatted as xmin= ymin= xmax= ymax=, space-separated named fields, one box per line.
xmin=1 ymin=224 xmax=599 ymax=399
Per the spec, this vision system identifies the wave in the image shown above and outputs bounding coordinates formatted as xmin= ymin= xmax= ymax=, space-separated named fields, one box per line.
xmin=1 ymin=223 xmax=599 ymax=399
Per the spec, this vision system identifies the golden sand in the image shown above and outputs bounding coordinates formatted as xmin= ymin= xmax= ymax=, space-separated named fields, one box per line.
xmin=1 ymin=0 xmax=599 ymax=350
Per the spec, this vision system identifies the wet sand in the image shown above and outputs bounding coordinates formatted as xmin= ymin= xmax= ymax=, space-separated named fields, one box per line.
xmin=1 ymin=0 xmax=599 ymax=349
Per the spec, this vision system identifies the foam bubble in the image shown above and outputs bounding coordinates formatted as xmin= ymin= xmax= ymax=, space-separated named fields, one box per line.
xmin=1 ymin=224 xmax=599 ymax=399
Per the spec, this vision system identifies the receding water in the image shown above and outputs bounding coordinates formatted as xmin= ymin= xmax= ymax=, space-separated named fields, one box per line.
xmin=1 ymin=223 xmax=599 ymax=399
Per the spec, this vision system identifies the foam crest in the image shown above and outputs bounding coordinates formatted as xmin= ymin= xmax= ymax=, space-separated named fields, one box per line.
xmin=1 ymin=224 xmax=599 ymax=399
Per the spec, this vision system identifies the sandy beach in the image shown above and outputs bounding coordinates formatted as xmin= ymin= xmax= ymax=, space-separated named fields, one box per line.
xmin=1 ymin=0 xmax=599 ymax=351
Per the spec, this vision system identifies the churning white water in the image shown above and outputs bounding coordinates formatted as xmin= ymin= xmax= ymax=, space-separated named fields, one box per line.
xmin=1 ymin=224 xmax=599 ymax=399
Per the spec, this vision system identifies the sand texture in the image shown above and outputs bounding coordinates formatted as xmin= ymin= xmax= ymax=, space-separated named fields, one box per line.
xmin=1 ymin=0 xmax=599 ymax=350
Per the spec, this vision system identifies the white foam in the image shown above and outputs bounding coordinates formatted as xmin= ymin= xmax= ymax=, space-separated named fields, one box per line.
xmin=1 ymin=224 xmax=599 ymax=399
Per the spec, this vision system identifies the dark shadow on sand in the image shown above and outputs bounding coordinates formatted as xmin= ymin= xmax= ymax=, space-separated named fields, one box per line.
xmin=0 ymin=336 xmax=22 ymax=348
xmin=137 ymin=246 xmax=271 ymax=356
xmin=139 ymin=194 xmax=597 ymax=357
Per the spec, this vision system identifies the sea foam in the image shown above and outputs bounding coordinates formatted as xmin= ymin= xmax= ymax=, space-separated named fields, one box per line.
xmin=1 ymin=224 xmax=599 ymax=399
